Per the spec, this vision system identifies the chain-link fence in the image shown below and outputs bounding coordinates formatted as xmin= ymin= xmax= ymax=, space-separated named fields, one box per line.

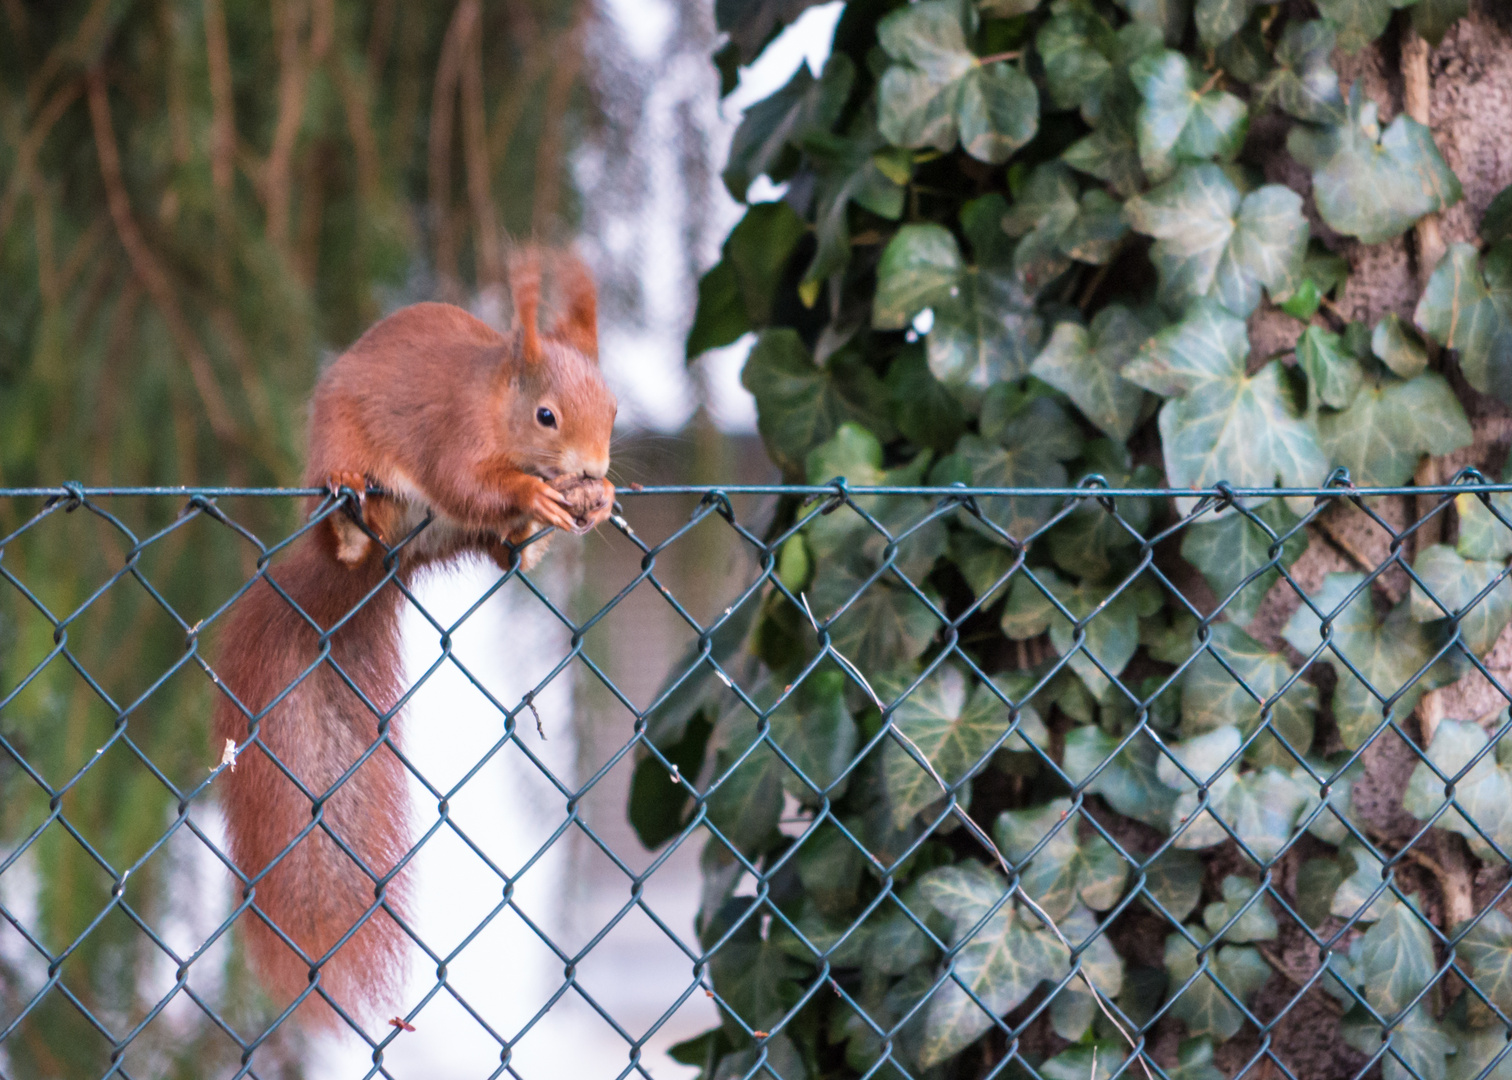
xmin=5 ymin=478 xmax=1512 ymax=1080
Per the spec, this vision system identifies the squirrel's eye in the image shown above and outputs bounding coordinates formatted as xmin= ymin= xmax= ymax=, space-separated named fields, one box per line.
xmin=536 ymin=407 xmax=557 ymax=428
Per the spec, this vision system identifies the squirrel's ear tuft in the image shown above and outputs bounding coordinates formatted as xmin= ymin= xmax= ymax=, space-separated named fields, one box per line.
xmin=510 ymin=250 xmax=543 ymax=363
xmin=549 ymin=253 xmax=598 ymax=361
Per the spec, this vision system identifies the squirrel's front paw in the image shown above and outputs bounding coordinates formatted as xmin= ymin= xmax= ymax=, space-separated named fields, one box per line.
xmin=528 ymin=478 xmax=580 ymax=534
xmin=580 ymin=479 xmax=616 ymax=531
xmin=324 ymin=471 xmax=375 ymax=566
xmin=550 ymin=476 xmax=615 ymax=534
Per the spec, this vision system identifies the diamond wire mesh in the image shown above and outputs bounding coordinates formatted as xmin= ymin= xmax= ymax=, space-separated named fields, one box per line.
xmin=3 ymin=477 xmax=1512 ymax=1079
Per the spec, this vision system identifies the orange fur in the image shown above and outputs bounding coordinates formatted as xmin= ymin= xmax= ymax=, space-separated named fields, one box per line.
xmin=510 ymin=250 xmax=542 ymax=363
xmin=212 ymin=254 xmax=615 ymax=1026
xmin=549 ymin=253 xmax=598 ymax=359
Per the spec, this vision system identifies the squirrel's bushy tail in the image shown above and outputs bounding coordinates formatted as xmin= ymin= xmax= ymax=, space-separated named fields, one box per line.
xmin=212 ymin=537 xmax=412 ymax=1023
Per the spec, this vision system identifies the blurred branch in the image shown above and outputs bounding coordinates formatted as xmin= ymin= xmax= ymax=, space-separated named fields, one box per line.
xmin=86 ymin=70 xmax=239 ymax=448
xmin=265 ymin=0 xmax=314 ymax=249
xmin=532 ymin=8 xmax=587 ymax=237
xmin=428 ymin=0 xmax=473 ymax=288
xmin=462 ymin=1 xmax=503 ymax=289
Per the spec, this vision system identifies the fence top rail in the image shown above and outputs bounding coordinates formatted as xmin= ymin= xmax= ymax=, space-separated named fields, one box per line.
xmin=3 ymin=476 xmax=1512 ymax=500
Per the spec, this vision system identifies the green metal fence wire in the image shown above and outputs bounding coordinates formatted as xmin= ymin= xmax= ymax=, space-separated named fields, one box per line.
xmin=5 ymin=475 xmax=1512 ymax=1080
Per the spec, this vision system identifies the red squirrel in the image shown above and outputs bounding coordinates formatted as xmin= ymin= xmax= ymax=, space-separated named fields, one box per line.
xmin=211 ymin=252 xmax=615 ymax=1024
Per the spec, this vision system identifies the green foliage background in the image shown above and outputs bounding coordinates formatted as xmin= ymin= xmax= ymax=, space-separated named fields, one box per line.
xmin=0 ymin=2 xmax=590 ymax=1073
xmin=642 ymin=0 xmax=1512 ymax=1076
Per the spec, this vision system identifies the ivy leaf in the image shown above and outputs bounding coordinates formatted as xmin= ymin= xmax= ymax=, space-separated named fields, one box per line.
xmin=1046 ymin=445 xmax=1160 ymax=581
xmin=1198 ymin=768 xmax=1310 ymax=860
xmin=1131 ymin=51 xmax=1247 ymax=182
xmin=1030 ymin=307 xmax=1152 ymax=441
xmin=1180 ymin=499 xmax=1306 ymax=625
xmin=1002 ymin=569 xmax=1153 ymax=701
xmin=1122 ymin=300 xmax=1328 ymax=500
xmin=873 ymin=224 xmax=1042 ymax=387
xmin=1115 ymin=0 xmax=1192 ymax=45
xmin=1180 ymin=622 xmax=1316 ymax=768
xmin=1358 ymin=898 xmax=1438 ymax=1014
xmin=1455 ymin=491 xmax=1512 ymax=562
xmin=705 ymin=901 xmax=807 ymax=1032
xmin=1484 ymin=184 xmax=1512 ymax=246
xmin=886 ymin=346 xmax=966 ymax=452
xmin=1448 ymin=1020 xmax=1512 ymax=1080
xmin=874 ymin=224 xmax=963 ymax=328
xmin=1124 ymin=164 xmax=1307 ymax=315
xmin=1036 ymin=5 xmax=1117 ymax=114
xmin=1288 ymin=84 xmax=1463 ymax=244
xmin=1460 ymin=909 xmax=1512 ymax=1016
xmin=1040 ymin=1042 xmax=1127 ymax=1080
xmin=1409 ymin=544 xmax=1512 ymax=657
xmin=1331 ymin=841 xmax=1392 ymax=923
xmin=1063 ymin=726 xmax=1180 ymax=830
xmin=1298 ymin=325 xmax=1364 ymax=410
xmin=1403 ymin=717 xmax=1512 ymax=860
xmin=876 ymin=0 xmax=1039 ymax=164
xmin=741 ymin=329 xmax=892 ymax=477
xmin=1343 ymin=1004 xmax=1453 ymax=1080
xmin=1195 ymin=0 xmax=1263 ymax=48
xmin=1002 ymin=163 xmax=1129 ymax=287
xmin=995 ymin=798 xmax=1130 ymax=920
xmin=687 ymin=260 xmax=750 ymax=358
xmin=1292 ymin=756 xmax=1363 ymax=846
xmin=1415 ymin=242 xmax=1512 ymax=404
xmin=809 ymin=561 xmax=940 ymax=677
xmin=1283 ymin=573 xmax=1447 ymax=748
xmin=1159 ymin=726 xmax=1309 ymax=858
xmin=1163 ymin=930 xmax=1270 ymax=1040
xmin=1412 ymin=0 xmax=1469 ymax=44
xmin=1215 ymin=16 xmax=1269 ymax=84
xmin=1317 ymin=0 xmax=1418 ymax=53
xmin=1256 ymin=20 xmax=1344 ymax=123
xmin=1143 ymin=848 xmax=1205 ymax=921
xmin=1372 ymin=314 xmax=1429 ymax=380
xmin=916 ymin=863 xmax=1065 ymax=1067
xmin=931 ymin=271 xmax=1043 ymax=388
xmin=770 ymin=669 xmax=859 ymax=802
xmin=1167 ymin=1039 xmax=1227 ymax=1080
xmin=706 ymin=715 xmax=785 ymax=857
xmin=1316 ymin=371 xmax=1472 ymax=486
xmin=687 ymin=201 xmax=807 ymax=356
xmin=723 ymin=55 xmax=853 ymax=199
xmin=1048 ymin=906 xmax=1125 ymax=1041
xmin=951 ymin=434 xmax=1067 ymax=540
xmin=804 ymin=119 xmax=910 ymax=284
xmin=711 ymin=1034 xmax=809 ymax=1080
xmin=1064 ymin=97 xmax=1144 ymax=197
xmin=1157 ymin=725 xmax=1241 ymax=806
xmin=882 ymin=666 xmax=1018 ymax=827
xmin=1202 ymin=875 xmax=1278 ymax=942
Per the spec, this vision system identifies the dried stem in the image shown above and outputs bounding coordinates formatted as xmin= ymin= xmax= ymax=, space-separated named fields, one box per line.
xmin=1401 ymin=24 xmax=1445 ymax=288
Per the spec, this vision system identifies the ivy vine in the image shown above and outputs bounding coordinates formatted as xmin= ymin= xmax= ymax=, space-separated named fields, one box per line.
xmin=636 ymin=0 xmax=1512 ymax=1076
